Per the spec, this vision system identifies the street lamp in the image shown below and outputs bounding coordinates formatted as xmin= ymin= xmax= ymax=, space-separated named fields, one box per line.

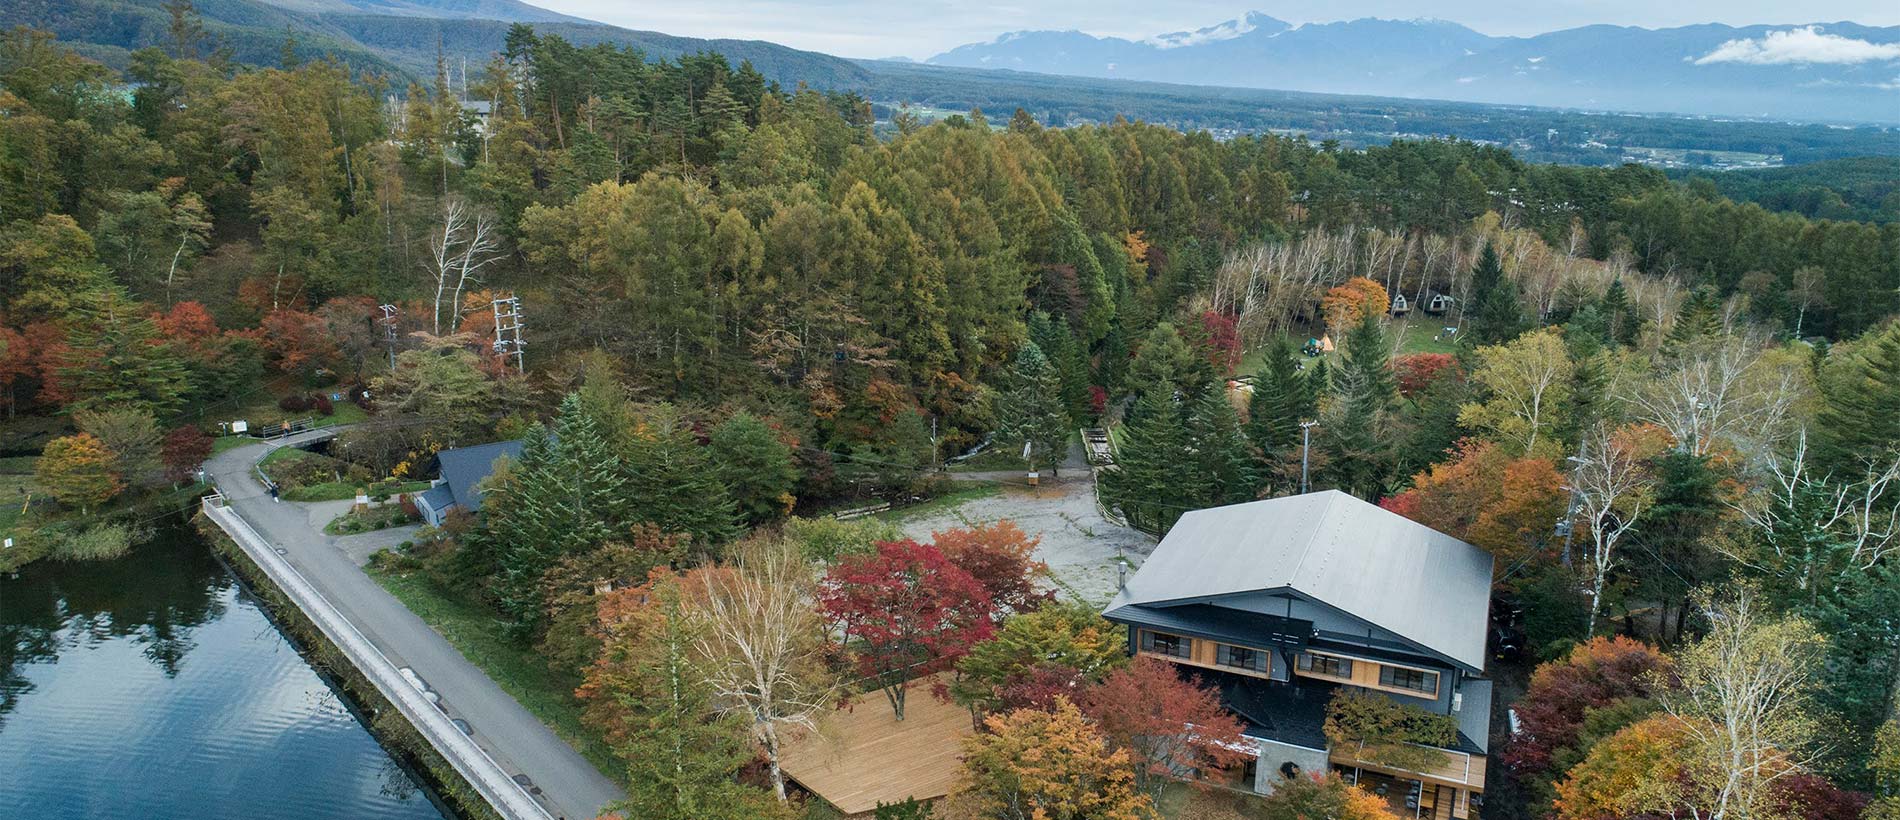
xmin=1299 ymin=420 xmax=1319 ymax=494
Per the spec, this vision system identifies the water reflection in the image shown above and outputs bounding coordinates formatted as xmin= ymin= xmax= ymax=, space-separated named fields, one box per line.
xmin=0 ymin=516 xmax=447 ymax=820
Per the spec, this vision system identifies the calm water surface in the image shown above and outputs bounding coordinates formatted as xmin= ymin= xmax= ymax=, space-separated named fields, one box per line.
xmin=0 ymin=516 xmax=449 ymax=820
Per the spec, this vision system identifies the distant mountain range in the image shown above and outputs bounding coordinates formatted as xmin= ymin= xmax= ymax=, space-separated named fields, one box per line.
xmin=0 ymin=0 xmax=869 ymax=87
xmin=928 ymin=12 xmax=1900 ymax=124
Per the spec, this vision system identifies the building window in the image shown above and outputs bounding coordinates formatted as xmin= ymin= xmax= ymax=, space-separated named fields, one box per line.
xmin=1141 ymin=631 xmax=1191 ymax=659
xmin=1379 ymin=665 xmax=1439 ymax=694
xmin=1298 ymin=653 xmax=1353 ymax=679
xmin=1216 ymin=644 xmax=1269 ymax=673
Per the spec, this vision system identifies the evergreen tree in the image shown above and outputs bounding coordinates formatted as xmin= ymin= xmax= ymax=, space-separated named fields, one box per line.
xmin=1463 ymin=242 xmax=1528 ymax=347
xmin=1101 ymin=390 xmax=1204 ymax=534
xmin=1816 ymin=321 xmax=1900 ymax=471
xmin=625 ymin=404 xmax=741 ymax=549
xmin=481 ymin=394 xmax=631 ymax=631
xmin=56 ymin=288 xmax=188 ymax=417
xmin=1664 ymin=287 xmax=1722 ymax=352
xmin=1323 ymin=313 xmax=1396 ymax=499
xmin=1187 ymin=386 xmax=1256 ymax=505
xmin=1601 ymin=278 xmax=1639 ymax=347
xmin=1245 ymin=336 xmax=1314 ymax=456
xmin=708 ymin=411 xmax=797 ymax=527
xmin=994 ymin=342 xmax=1070 ymax=476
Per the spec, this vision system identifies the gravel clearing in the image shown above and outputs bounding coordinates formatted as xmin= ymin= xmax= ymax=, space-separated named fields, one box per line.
xmin=899 ymin=463 xmax=1156 ymax=606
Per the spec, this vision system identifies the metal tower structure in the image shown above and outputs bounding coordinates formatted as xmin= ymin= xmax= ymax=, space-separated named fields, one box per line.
xmin=491 ymin=293 xmax=525 ymax=373
xmin=378 ymin=304 xmax=400 ymax=371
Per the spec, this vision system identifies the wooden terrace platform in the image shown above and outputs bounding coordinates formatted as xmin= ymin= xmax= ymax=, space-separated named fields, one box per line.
xmin=779 ymin=673 xmax=973 ymax=815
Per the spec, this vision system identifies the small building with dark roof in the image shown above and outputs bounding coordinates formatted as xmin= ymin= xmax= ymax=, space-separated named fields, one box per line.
xmin=1103 ymin=490 xmax=1494 ymax=816
xmin=415 ymin=439 xmax=525 ymax=526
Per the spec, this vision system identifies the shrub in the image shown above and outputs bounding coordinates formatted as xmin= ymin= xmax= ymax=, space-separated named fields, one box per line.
xmin=278 ymin=394 xmax=312 ymax=412
xmin=398 ymin=493 xmax=420 ymax=517
xmin=313 ymin=395 xmax=334 ymax=416
xmin=53 ymin=523 xmax=133 ymax=562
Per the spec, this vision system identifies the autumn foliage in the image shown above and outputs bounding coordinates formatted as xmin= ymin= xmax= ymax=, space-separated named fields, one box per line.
xmin=1504 ymin=636 xmax=1672 ymax=774
xmin=960 ymin=697 xmax=1154 ymax=820
xmin=1321 ymin=277 xmax=1390 ymax=332
xmin=1380 ymin=438 xmax=1565 ymax=573
xmin=932 ymin=521 xmax=1052 ymax=620
xmin=36 ymin=432 xmax=121 ymax=511
xmin=820 ymin=539 xmax=995 ymax=719
xmin=1080 ymin=656 xmax=1251 ymax=794
xmin=1392 ymin=352 xmax=1459 ymax=398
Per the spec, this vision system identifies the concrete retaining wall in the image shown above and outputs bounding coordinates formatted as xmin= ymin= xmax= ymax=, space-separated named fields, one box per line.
xmin=203 ymin=496 xmax=551 ymax=820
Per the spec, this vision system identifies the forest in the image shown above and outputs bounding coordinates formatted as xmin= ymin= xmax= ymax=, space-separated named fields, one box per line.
xmin=3 ymin=11 xmax=1900 ymax=820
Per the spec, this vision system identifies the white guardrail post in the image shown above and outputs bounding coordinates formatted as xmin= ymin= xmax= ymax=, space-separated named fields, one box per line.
xmin=201 ymin=493 xmax=552 ymax=820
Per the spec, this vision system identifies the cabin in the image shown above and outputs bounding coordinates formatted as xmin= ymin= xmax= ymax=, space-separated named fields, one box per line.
xmin=1390 ymin=294 xmax=1410 ymax=317
xmin=1423 ymin=290 xmax=1456 ymax=316
xmin=1102 ymin=490 xmax=1494 ymax=818
xmin=414 ymin=439 xmax=524 ymax=526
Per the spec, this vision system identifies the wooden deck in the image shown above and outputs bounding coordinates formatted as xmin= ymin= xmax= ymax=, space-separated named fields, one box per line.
xmin=779 ymin=674 xmax=973 ymax=815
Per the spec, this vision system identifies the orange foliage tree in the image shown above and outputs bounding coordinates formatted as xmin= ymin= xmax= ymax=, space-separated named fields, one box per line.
xmin=1256 ymin=772 xmax=1399 ymax=820
xmin=960 ymin=697 xmax=1154 ymax=820
xmin=1380 ymin=438 xmax=1565 ymax=573
xmin=1321 ymin=277 xmax=1390 ymax=332
xmin=932 ymin=520 xmax=1052 ymax=619
xmin=1080 ymin=656 xmax=1251 ymax=796
xmin=1502 ymin=636 xmax=1671 ymax=774
xmin=1551 ymin=714 xmax=1697 ymax=820
xmin=36 ymin=432 xmax=122 ymax=512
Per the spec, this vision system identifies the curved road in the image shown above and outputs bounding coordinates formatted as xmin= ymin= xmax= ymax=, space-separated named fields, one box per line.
xmin=206 ymin=433 xmax=623 ymax=820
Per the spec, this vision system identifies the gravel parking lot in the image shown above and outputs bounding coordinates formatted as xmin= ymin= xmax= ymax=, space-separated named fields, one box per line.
xmin=900 ymin=460 xmax=1156 ymax=606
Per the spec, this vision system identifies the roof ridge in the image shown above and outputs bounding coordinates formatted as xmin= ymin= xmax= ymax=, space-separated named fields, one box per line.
xmin=1285 ymin=491 xmax=1335 ymax=583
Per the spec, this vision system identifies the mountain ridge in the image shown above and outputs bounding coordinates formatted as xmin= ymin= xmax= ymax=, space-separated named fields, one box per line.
xmin=928 ymin=12 xmax=1900 ymax=124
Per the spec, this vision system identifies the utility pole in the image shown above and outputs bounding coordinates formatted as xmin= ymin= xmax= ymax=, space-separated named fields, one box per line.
xmin=378 ymin=304 xmax=399 ymax=372
xmin=491 ymin=293 xmax=525 ymax=373
xmin=1299 ymin=420 xmax=1318 ymax=494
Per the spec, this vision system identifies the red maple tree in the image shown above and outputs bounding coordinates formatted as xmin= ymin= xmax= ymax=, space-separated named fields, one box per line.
xmin=1080 ymin=656 xmax=1250 ymax=795
xmin=819 ymin=538 xmax=995 ymax=720
xmin=1392 ymin=352 xmax=1459 ymax=398
xmin=161 ymin=426 xmax=214 ymax=483
xmin=1502 ymin=635 xmax=1671 ymax=774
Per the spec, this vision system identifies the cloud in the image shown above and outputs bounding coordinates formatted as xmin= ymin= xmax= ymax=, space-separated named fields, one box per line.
xmin=1694 ymin=26 xmax=1900 ymax=65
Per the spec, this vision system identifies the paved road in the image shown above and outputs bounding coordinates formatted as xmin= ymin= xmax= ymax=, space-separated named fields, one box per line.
xmin=206 ymin=434 xmax=624 ymax=820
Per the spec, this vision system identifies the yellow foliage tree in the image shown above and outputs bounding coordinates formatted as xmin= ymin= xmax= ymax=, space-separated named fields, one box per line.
xmin=960 ymin=697 xmax=1154 ymax=820
xmin=36 ymin=432 xmax=122 ymax=513
xmin=1321 ymin=277 xmax=1390 ymax=332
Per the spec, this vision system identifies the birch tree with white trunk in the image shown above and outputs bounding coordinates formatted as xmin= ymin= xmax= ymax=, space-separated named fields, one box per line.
xmin=1570 ymin=424 xmax=1660 ymax=636
xmin=691 ymin=537 xmax=840 ymax=801
xmin=427 ymin=197 xmax=504 ymax=336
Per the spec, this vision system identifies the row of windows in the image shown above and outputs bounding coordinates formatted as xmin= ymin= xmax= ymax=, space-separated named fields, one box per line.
xmin=1140 ymin=632 xmax=1440 ymax=695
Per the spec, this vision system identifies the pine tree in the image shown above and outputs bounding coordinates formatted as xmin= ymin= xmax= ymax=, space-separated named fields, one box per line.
xmin=1664 ymin=287 xmax=1722 ymax=353
xmin=625 ymin=404 xmax=741 ymax=549
xmin=1187 ymin=386 xmax=1256 ymax=505
xmin=1601 ymin=279 xmax=1638 ymax=347
xmin=1101 ymin=390 xmax=1205 ymax=534
xmin=57 ymin=288 xmax=188 ymax=417
xmin=1463 ymin=242 xmax=1527 ymax=347
xmin=708 ymin=411 xmax=797 ymax=527
xmin=484 ymin=394 xmax=632 ymax=631
xmin=1323 ymin=313 xmax=1396 ymax=499
xmin=1245 ymin=336 xmax=1314 ymax=456
xmin=995 ymin=342 xmax=1071 ymax=475
xmin=1816 ymin=321 xmax=1900 ymax=471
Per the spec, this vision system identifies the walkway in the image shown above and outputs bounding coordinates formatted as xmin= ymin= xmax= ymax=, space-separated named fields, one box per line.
xmin=205 ymin=433 xmax=623 ymax=820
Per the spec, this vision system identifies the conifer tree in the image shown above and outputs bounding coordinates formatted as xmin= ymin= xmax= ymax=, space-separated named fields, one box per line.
xmin=1601 ymin=279 xmax=1639 ymax=347
xmin=484 ymin=393 xmax=631 ymax=630
xmin=1101 ymin=390 xmax=1205 ymax=534
xmin=1664 ymin=287 xmax=1723 ymax=353
xmin=995 ymin=342 xmax=1071 ymax=476
xmin=57 ymin=288 xmax=188 ymax=417
xmin=625 ymin=403 xmax=740 ymax=549
xmin=1464 ymin=242 xmax=1528 ymax=347
xmin=1815 ymin=321 xmax=1900 ymax=471
xmin=1324 ymin=313 xmax=1396 ymax=499
xmin=1245 ymin=336 xmax=1314 ymax=456
xmin=1188 ymin=385 xmax=1257 ymax=505
xmin=708 ymin=411 xmax=797 ymax=527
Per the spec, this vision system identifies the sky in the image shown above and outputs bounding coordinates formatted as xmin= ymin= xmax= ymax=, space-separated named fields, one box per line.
xmin=528 ymin=1 xmax=1900 ymax=60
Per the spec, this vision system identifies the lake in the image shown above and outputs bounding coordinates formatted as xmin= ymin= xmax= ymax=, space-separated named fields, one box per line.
xmin=0 ymin=514 xmax=449 ymax=820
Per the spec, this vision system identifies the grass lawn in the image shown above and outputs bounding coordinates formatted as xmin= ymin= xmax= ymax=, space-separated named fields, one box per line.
xmin=1237 ymin=316 xmax=1458 ymax=377
xmin=873 ymin=483 xmax=1002 ymax=525
xmin=223 ymin=391 xmax=370 ymax=430
xmin=0 ymin=472 xmax=34 ymax=536
xmin=284 ymin=479 xmax=428 ymax=503
xmin=366 ymin=564 xmax=625 ymax=782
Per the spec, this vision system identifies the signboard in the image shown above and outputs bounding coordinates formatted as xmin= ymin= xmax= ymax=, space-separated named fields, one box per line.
xmin=231 ymin=420 xmax=249 ymax=434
